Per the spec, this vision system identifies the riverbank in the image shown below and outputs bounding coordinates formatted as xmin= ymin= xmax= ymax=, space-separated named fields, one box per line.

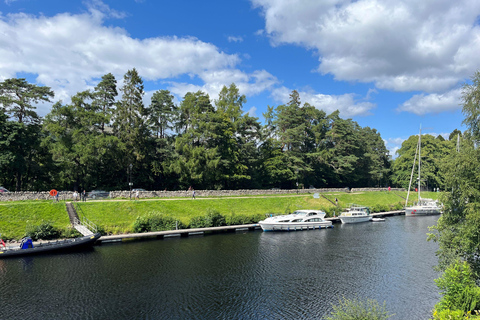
xmin=0 ymin=191 xmax=440 ymax=240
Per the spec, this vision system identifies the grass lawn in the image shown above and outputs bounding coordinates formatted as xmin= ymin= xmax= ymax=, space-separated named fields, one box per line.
xmin=0 ymin=202 xmax=71 ymax=240
xmin=0 ymin=191 xmax=440 ymax=239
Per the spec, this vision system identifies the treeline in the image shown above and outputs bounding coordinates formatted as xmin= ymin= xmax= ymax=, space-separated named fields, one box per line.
xmin=0 ymin=69 xmax=458 ymax=192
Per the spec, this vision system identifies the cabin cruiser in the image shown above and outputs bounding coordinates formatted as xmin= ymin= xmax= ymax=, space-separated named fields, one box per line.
xmin=259 ymin=210 xmax=333 ymax=231
xmin=339 ymin=204 xmax=372 ymax=224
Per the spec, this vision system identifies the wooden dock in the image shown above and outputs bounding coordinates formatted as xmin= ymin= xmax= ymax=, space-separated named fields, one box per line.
xmin=97 ymin=224 xmax=260 ymax=243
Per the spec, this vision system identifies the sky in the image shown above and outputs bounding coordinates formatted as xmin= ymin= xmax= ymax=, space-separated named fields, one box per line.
xmin=1 ymin=0 xmax=480 ymax=156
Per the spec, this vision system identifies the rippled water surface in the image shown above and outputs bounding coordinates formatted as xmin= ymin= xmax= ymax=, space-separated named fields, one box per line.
xmin=0 ymin=215 xmax=440 ymax=319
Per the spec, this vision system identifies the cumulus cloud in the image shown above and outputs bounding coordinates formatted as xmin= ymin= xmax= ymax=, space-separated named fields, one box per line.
xmin=384 ymin=137 xmax=406 ymax=158
xmin=0 ymin=3 xmax=273 ymax=115
xmin=252 ymin=0 xmax=480 ymax=93
xmin=167 ymin=69 xmax=279 ymax=103
xmin=397 ymin=88 xmax=462 ymax=115
xmin=271 ymin=86 xmax=375 ymax=117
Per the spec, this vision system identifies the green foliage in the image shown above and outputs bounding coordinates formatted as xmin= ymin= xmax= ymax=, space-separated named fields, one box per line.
xmin=432 ymin=309 xmax=480 ymax=320
xmin=434 ymin=260 xmax=480 ymax=313
xmin=25 ymin=221 xmax=61 ymax=240
xmin=462 ymin=70 xmax=480 ymax=142
xmin=226 ymin=213 xmax=263 ymax=225
xmin=132 ymin=212 xmax=184 ymax=233
xmin=61 ymin=226 xmax=82 ymax=238
xmin=188 ymin=209 xmax=226 ymax=228
xmin=392 ymin=133 xmax=455 ymax=190
xmin=205 ymin=209 xmax=226 ymax=227
xmin=325 ymin=297 xmax=393 ymax=320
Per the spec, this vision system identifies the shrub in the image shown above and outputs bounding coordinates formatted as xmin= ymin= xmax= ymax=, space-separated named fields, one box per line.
xmin=205 ymin=209 xmax=226 ymax=227
xmin=189 ymin=216 xmax=208 ymax=228
xmin=25 ymin=221 xmax=61 ymax=240
xmin=325 ymin=297 xmax=393 ymax=320
xmin=226 ymin=213 xmax=257 ymax=225
xmin=432 ymin=309 xmax=480 ymax=320
xmin=132 ymin=212 xmax=183 ymax=233
xmin=435 ymin=260 xmax=480 ymax=313
xmin=61 ymin=226 xmax=82 ymax=238
xmin=393 ymin=202 xmax=404 ymax=210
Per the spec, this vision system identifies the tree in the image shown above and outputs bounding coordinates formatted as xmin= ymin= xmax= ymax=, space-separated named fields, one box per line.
xmin=0 ymin=78 xmax=54 ymax=124
xmin=392 ymin=134 xmax=453 ymax=190
xmin=93 ymin=73 xmax=117 ymax=133
xmin=319 ymin=111 xmax=362 ymax=187
xmin=429 ymin=70 xmax=480 ymax=276
xmin=148 ymin=89 xmax=176 ymax=139
xmin=113 ymin=68 xmax=149 ymax=187
xmin=462 ymin=70 xmax=480 ymax=142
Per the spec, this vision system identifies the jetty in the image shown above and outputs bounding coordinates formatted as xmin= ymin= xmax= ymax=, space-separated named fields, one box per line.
xmin=97 ymin=224 xmax=260 ymax=243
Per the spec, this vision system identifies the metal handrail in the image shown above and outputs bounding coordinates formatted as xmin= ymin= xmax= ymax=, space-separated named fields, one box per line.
xmin=72 ymin=203 xmax=98 ymax=232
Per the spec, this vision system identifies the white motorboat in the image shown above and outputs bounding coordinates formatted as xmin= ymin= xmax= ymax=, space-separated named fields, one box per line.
xmin=259 ymin=210 xmax=333 ymax=231
xmin=372 ymin=217 xmax=385 ymax=222
xmin=339 ymin=204 xmax=372 ymax=224
xmin=405 ymin=127 xmax=442 ymax=216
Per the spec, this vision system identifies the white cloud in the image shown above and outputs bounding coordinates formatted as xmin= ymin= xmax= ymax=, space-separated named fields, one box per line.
xmin=227 ymin=35 xmax=244 ymax=43
xmin=397 ymin=88 xmax=462 ymax=115
xmin=384 ymin=137 xmax=406 ymax=158
xmin=246 ymin=106 xmax=257 ymax=117
xmin=271 ymin=86 xmax=375 ymax=117
xmin=252 ymin=0 xmax=480 ymax=93
xmin=167 ymin=69 xmax=279 ymax=103
xmin=0 ymin=4 xmax=264 ymax=115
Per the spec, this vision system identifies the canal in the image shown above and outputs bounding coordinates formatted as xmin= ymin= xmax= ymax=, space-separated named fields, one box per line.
xmin=0 ymin=215 xmax=440 ymax=319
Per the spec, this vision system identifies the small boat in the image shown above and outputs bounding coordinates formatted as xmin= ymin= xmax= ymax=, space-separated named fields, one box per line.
xmin=259 ymin=210 xmax=333 ymax=231
xmin=372 ymin=217 xmax=385 ymax=222
xmin=339 ymin=204 xmax=372 ymax=224
xmin=0 ymin=233 xmax=101 ymax=258
xmin=405 ymin=127 xmax=442 ymax=216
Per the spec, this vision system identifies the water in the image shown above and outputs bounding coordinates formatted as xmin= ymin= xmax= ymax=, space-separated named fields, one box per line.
xmin=0 ymin=215 xmax=440 ymax=319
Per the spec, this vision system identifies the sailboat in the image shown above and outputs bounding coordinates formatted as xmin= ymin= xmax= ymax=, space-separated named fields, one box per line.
xmin=404 ymin=127 xmax=442 ymax=216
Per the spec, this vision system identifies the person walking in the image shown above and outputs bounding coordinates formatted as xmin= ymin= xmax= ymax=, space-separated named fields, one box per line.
xmin=82 ymin=190 xmax=86 ymax=202
xmin=192 ymin=188 xmax=195 ymax=199
xmin=135 ymin=190 xmax=139 ymax=201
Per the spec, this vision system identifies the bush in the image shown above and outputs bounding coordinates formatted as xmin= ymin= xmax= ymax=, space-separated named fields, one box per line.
xmin=435 ymin=260 xmax=480 ymax=313
xmin=25 ymin=221 xmax=61 ymax=240
xmin=325 ymin=297 xmax=393 ymax=320
xmin=432 ymin=309 xmax=480 ymax=320
xmin=132 ymin=212 xmax=184 ymax=233
xmin=60 ymin=226 xmax=82 ymax=238
xmin=226 ymin=213 xmax=255 ymax=225
xmin=189 ymin=216 xmax=208 ymax=228
xmin=393 ymin=202 xmax=404 ymax=210
xmin=371 ymin=204 xmax=389 ymax=213
xmin=188 ymin=209 xmax=227 ymax=228
xmin=205 ymin=209 xmax=226 ymax=227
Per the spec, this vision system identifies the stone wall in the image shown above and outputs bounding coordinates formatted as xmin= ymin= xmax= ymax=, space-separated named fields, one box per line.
xmin=0 ymin=187 xmax=405 ymax=202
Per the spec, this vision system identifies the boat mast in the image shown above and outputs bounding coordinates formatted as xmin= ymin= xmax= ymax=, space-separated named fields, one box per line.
xmin=418 ymin=126 xmax=421 ymax=200
xmin=405 ymin=134 xmax=419 ymax=207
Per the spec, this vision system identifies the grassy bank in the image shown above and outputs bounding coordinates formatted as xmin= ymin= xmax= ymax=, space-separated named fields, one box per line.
xmin=0 ymin=202 xmax=71 ymax=240
xmin=0 ymin=191 xmax=440 ymax=239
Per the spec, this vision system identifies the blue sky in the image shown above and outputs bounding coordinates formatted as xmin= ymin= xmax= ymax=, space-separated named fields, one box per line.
xmin=2 ymin=0 xmax=480 ymax=156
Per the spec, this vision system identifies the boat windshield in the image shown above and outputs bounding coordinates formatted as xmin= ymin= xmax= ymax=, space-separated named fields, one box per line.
xmin=292 ymin=211 xmax=307 ymax=216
